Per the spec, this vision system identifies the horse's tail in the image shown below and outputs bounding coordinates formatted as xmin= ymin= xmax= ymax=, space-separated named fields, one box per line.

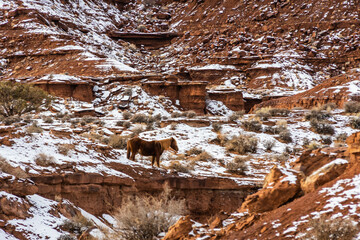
xmin=127 ymin=140 xmax=131 ymax=159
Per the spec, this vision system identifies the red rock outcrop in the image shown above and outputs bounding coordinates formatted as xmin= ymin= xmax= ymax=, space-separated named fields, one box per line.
xmin=163 ymin=216 xmax=193 ymax=240
xmin=253 ymin=71 xmax=360 ymax=110
xmin=142 ymin=80 xmax=208 ymax=114
xmin=239 ymin=166 xmax=301 ymax=213
xmin=34 ymin=81 xmax=94 ymax=102
xmin=208 ymin=89 xmax=244 ymax=111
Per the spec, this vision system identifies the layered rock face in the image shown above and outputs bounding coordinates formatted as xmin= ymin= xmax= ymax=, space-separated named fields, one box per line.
xmin=253 ymin=70 xmax=360 ymax=110
xmin=21 ymin=167 xmax=259 ymax=216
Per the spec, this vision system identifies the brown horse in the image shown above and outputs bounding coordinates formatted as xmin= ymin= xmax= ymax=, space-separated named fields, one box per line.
xmin=126 ymin=137 xmax=179 ymax=167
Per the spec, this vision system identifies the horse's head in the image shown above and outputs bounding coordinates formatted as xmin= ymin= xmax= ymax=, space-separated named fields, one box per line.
xmin=170 ymin=137 xmax=179 ymax=152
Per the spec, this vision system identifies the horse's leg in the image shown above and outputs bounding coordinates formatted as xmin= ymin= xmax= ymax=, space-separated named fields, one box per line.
xmin=131 ymin=147 xmax=138 ymax=161
xmin=156 ymin=154 xmax=160 ymax=167
xmin=151 ymin=156 xmax=155 ymax=167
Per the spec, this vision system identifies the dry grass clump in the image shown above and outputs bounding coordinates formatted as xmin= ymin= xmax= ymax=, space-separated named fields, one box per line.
xmin=229 ymin=111 xmax=244 ymax=121
xmin=43 ymin=115 xmax=54 ymax=123
xmin=3 ymin=116 xmax=21 ymax=125
xmin=109 ymin=135 xmax=129 ymax=149
xmin=303 ymin=216 xmax=358 ymax=240
xmin=112 ymin=185 xmax=186 ymax=240
xmin=168 ymin=161 xmax=191 ymax=173
xmin=305 ymin=109 xmax=331 ymax=121
xmin=211 ymin=133 xmax=229 ymax=146
xmin=183 ymin=111 xmax=197 ymax=118
xmin=350 ymin=117 xmax=360 ymax=129
xmin=242 ymin=119 xmax=262 ymax=132
xmin=321 ymin=102 xmax=337 ymax=111
xmin=194 ymin=151 xmax=214 ymax=161
xmin=186 ymin=147 xmax=203 ymax=156
xmin=307 ymin=141 xmax=321 ymax=150
xmin=226 ymin=156 xmax=248 ymax=175
xmin=310 ymin=119 xmax=335 ymax=135
xmin=264 ymin=140 xmax=276 ymax=151
xmin=170 ymin=123 xmax=177 ymax=130
xmin=59 ymin=213 xmax=94 ymax=236
xmin=255 ymin=107 xmax=271 ymax=121
xmin=212 ymin=122 xmax=222 ymax=132
xmin=58 ymin=144 xmax=75 ymax=156
xmin=131 ymin=125 xmax=145 ymax=137
xmin=123 ymin=111 xmax=132 ymax=120
xmin=0 ymin=156 xmax=28 ymax=178
xmin=171 ymin=111 xmax=182 ymax=118
xmin=225 ymin=134 xmax=258 ymax=154
xmin=344 ymin=101 xmax=360 ymax=113
xmin=321 ymin=136 xmax=333 ymax=145
xmin=26 ymin=122 xmax=43 ymax=134
xmin=279 ymin=130 xmax=293 ymax=143
xmin=269 ymin=108 xmax=290 ymax=116
xmin=131 ymin=113 xmax=149 ymax=123
xmin=35 ymin=153 xmax=56 ymax=166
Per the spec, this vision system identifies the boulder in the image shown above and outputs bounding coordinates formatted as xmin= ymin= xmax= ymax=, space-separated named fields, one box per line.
xmin=239 ymin=166 xmax=301 ymax=213
xmin=163 ymin=216 xmax=193 ymax=240
xmin=301 ymin=158 xmax=348 ymax=193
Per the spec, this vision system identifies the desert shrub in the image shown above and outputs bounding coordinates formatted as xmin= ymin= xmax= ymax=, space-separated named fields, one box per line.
xmin=170 ymin=123 xmax=177 ymax=130
xmin=81 ymin=115 xmax=95 ymax=124
xmin=3 ymin=116 xmax=21 ymax=125
xmin=94 ymin=120 xmax=105 ymax=127
xmin=184 ymin=111 xmax=196 ymax=118
xmin=212 ymin=122 xmax=222 ymax=132
xmin=194 ymin=151 xmax=214 ymax=161
xmin=123 ymin=88 xmax=133 ymax=96
xmin=211 ymin=133 xmax=229 ymax=146
xmin=57 ymin=234 xmax=76 ymax=240
xmin=321 ymin=102 xmax=337 ymax=111
xmin=171 ymin=112 xmax=182 ymax=118
xmin=0 ymin=156 xmax=28 ymax=178
xmin=43 ymin=116 xmax=54 ymax=124
xmin=113 ymin=185 xmax=186 ymax=240
xmin=0 ymin=81 xmax=51 ymax=117
xmin=255 ymin=107 xmax=271 ymax=121
xmin=26 ymin=122 xmax=43 ymax=134
xmin=123 ymin=111 xmax=132 ymax=120
xmin=307 ymin=141 xmax=321 ymax=150
xmin=229 ymin=111 xmax=244 ymax=122
xmin=303 ymin=215 xmax=358 ymax=240
xmin=269 ymin=108 xmax=290 ymax=116
xmin=305 ymin=109 xmax=331 ymax=121
xmin=123 ymin=121 xmax=131 ymax=129
xmin=344 ymin=101 xmax=360 ymax=113
xmin=109 ymin=135 xmax=129 ymax=149
xmin=321 ymin=136 xmax=333 ymax=145
xmin=264 ymin=139 xmax=276 ymax=151
xmin=225 ymin=135 xmax=258 ymax=154
xmin=186 ymin=147 xmax=203 ymax=156
xmin=279 ymin=130 xmax=292 ymax=143
xmin=273 ymin=153 xmax=289 ymax=163
xmin=336 ymin=133 xmax=348 ymax=142
xmin=58 ymin=144 xmax=75 ymax=155
xmin=116 ymin=121 xmax=123 ymax=126
xmin=60 ymin=213 xmax=94 ymax=236
xmin=35 ymin=153 xmax=56 ymax=166
xmin=146 ymin=122 xmax=154 ymax=131
xmin=310 ymin=119 xmax=335 ymax=135
xmin=350 ymin=117 xmax=360 ymax=129
xmin=168 ymin=161 xmax=190 ymax=173
xmin=132 ymin=125 xmax=145 ymax=137
xmin=153 ymin=114 xmax=162 ymax=121
xmin=22 ymin=114 xmax=32 ymax=123
xmin=131 ymin=113 xmax=149 ymax=123
xmin=226 ymin=156 xmax=248 ymax=174
xmin=242 ymin=119 xmax=262 ymax=132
